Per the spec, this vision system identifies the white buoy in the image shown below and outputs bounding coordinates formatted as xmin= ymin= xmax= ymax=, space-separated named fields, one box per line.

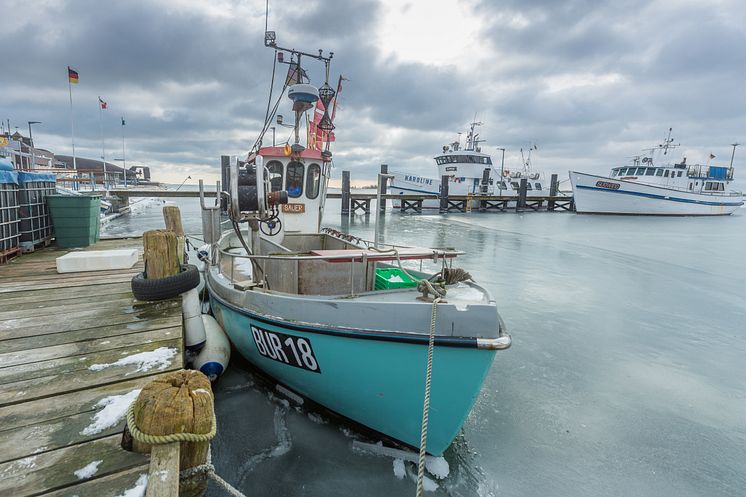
xmin=193 ymin=314 xmax=231 ymax=381
xmin=182 ymin=288 xmax=206 ymax=351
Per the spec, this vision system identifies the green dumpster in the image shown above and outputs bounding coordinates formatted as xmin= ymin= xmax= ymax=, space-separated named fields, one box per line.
xmin=46 ymin=195 xmax=101 ymax=248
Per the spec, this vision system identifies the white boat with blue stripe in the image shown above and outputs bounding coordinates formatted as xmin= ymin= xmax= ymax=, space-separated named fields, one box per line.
xmin=570 ymin=130 xmax=743 ymax=216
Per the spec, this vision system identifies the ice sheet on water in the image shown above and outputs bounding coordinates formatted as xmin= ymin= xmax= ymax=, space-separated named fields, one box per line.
xmin=89 ymin=347 xmax=177 ymax=374
xmin=81 ymin=389 xmax=141 ymax=436
xmin=74 ymin=460 xmax=102 ymax=480
xmin=392 ymin=458 xmax=406 ymax=480
xmin=425 ymin=456 xmax=450 ymax=479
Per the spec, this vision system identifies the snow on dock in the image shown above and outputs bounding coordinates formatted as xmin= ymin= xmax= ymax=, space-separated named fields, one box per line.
xmin=0 ymin=238 xmax=184 ymax=496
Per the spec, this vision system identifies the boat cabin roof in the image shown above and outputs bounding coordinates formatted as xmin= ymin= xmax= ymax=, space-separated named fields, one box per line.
xmin=259 ymin=146 xmax=324 ymax=161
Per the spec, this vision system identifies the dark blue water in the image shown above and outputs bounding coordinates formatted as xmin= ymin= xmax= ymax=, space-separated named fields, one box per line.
xmin=104 ymin=191 xmax=746 ymax=497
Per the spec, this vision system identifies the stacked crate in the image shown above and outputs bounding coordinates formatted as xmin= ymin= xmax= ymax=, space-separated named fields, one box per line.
xmin=17 ymin=171 xmax=56 ymax=252
xmin=0 ymin=170 xmax=20 ymax=263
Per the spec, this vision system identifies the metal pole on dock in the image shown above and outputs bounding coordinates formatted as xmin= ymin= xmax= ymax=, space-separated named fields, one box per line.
xmin=220 ymin=155 xmax=230 ymax=213
xmin=341 ymin=170 xmax=351 ymax=216
xmin=374 ymin=172 xmax=394 ymax=248
xmin=378 ymin=164 xmax=388 ymax=213
xmin=439 ymin=175 xmax=449 ymax=214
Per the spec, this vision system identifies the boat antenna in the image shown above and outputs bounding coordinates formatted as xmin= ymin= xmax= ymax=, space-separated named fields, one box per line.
xmin=729 ymin=143 xmax=740 ymax=168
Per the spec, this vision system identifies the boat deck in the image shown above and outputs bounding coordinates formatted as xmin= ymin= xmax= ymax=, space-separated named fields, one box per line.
xmin=0 ymin=238 xmax=184 ymax=497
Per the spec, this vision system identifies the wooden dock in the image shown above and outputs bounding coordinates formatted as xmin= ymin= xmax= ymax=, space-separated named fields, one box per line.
xmin=0 ymin=238 xmax=184 ymax=497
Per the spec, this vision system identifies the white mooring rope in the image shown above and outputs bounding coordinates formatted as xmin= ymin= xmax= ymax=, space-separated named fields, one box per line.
xmin=416 ymin=297 xmax=441 ymax=497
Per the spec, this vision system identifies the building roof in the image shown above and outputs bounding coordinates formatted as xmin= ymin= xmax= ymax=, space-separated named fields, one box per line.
xmin=55 ymin=155 xmax=137 ymax=177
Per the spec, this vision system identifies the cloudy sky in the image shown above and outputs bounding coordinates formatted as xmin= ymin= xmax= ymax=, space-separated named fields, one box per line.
xmin=3 ymin=0 xmax=745 ymax=186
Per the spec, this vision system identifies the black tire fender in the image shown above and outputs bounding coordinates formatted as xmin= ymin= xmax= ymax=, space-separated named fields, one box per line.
xmin=131 ymin=264 xmax=200 ymax=301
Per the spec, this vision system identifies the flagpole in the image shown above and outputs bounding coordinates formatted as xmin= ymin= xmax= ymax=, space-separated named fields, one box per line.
xmin=99 ymin=99 xmax=107 ymax=189
xmin=68 ymin=69 xmax=77 ymax=190
xmin=121 ymin=117 xmax=127 ymax=188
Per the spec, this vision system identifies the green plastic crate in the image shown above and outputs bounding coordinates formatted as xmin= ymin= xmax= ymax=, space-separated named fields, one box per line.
xmin=374 ymin=267 xmax=418 ymax=290
xmin=46 ymin=195 xmax=101 ymax=248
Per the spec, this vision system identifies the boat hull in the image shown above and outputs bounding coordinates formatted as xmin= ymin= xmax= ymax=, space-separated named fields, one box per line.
xmin=209 ymin=291 xmax=497 ymax=456
xmin=569 ymin=171 xmax=743 ymax=215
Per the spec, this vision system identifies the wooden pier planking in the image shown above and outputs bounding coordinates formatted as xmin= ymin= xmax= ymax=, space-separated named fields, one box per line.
xmin=0 ymin=238 xmax=184 ymax=497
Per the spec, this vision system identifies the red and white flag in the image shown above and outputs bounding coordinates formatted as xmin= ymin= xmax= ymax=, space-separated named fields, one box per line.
xmin=98 ymin=97 xmax=107 ymax=110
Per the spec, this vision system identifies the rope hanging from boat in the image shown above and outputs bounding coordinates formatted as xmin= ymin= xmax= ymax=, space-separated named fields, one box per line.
xmin=416 ymin=297 xmax=441 ymax=497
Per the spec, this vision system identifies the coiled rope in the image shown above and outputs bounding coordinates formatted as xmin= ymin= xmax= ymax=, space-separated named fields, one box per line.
xmin=416 ymin=297 xmax=441 ymax=497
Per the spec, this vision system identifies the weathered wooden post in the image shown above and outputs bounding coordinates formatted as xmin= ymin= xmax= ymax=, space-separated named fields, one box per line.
xmin=439 ymin=175 xmax=449 ymax=214
xmin=163 ymin=206 xmax=185 ymax=264
xmin=548 ymin=173 xmax=558 ymax=211
xmin=379 ymin=164 xmax=388 ymax=213
xmin=128 ymin=370 xmax=216 ymax=497
xmin=516 ymin=178 xmax=528 ymax=212
xmin=143 ymin=230 xmax=180 ymax=279
xmin=341 ymin=170 xmax=351 ymax=216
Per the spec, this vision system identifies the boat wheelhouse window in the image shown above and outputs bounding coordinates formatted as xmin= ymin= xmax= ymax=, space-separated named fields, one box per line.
xmin=664 ymin=170 xmax=670 ymax=177
xmin=689 ymin=182 xmax=693 ymax=190
xmin=526 ymin=182 xmax=533 ymax=190
xmin=610 ymin=169 xmax=617 ymax=177
xmin=704 ymin=181 xmax=712 ymax=190
xmin=286 ymin=161 xmax=304 ymax=198
xmin=645 ymin=168 xmax=655 ymax=176
xmin=511 ymin=182 xmax=520 ymax=190
xmin=266 ymin=160 xmax=284 ymax=192
xmin=635 ymin=167 xmax=646 ymax=175
xmin=655 ymin=169 xmax=664 ymax=176
xmin=499 ymin=181 xmax=507 ymax=189
xmin=306 ymin=163 xmax=321 ymax=199
xmin=718 ymin=182 xmax=725 ymax=191
xmin=535 ymin=182 xmax=542 ymax=190
xmin=677 ymin=171 xmax=683 ymax=177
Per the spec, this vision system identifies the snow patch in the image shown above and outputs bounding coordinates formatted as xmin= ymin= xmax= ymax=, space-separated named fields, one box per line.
xmin=425 ymin=456 xmax=450 ymax=480
xmin=155 ymin=469 xmax=169 ymax=482
xmin=74 ymin=460 xmax=102 ymax=480
xmin=116 ymin=473 xmax=148 ymax=497
xmin=89 ymin=347 xmax=177 ymax=374
xmin=388 ymin=275 xmax=405 ymax=283
xmin=81 ymin=389 xmax=141 ymax=436
xmin=192 ymin=388 xmax=211 ymax=395
xmin=406 ymin=462 xmax=439 ymax=492
xmin=17 ymin=456 xmax=36 ymax=469
xmin=307 ymin=412 xmax=327 ymax=425
xmin=392 ymin=458 xmax=406 ymax=479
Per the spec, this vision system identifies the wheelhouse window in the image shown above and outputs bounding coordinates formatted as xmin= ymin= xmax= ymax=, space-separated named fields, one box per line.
xmin=535 ymin=182 xmax=542 ymax=190
xmin=636 ymin=167 xmax=646 ymax=175
xmin=655 ymin=169 xmax=664 ymax=176
xmin=266 ymin=160 xmax=284 ymax=192
xmin=677 ymin=171 xmax=683 ymax=177
xmin=286 ymin=161 xmax=304 ymax=198
xmin=306 ymin=163 xmax=321 ymax=199
xmin=645 ymin=168 xmax=655 ymax=176
xmin=705 ymin=181 xmax=712 ymax=190
xmin=499 ymin=181 xmax=507 ymax=189
xmin=511 ymin=182 xmax=520 ymax=190
xmin=664 ymin=170 xmax=670 ymax=177
xmin=526 ymin=182 xmax=533 ymax=190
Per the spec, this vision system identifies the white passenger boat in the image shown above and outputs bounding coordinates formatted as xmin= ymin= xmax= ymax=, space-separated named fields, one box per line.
xmin=570 ymin=131 xmax=743 ymax=215
xmin=389 ymin=122 xmax=552 ymax=209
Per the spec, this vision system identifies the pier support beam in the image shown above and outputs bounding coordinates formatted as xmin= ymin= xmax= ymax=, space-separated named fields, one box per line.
xmin=341 ymin=170 xmax=351 ymax=217
xmin=479 ymin=168 xmax=491 ymax=212
xmin=143 ymin=230 xmax=180 ymax=279
xmin=439 ymin=175 xmax=449 ymax=214
xmin=548 ymin=173 xmax=558 ymax=210
xmin=379 ymin=164 xmax=388 ymax=213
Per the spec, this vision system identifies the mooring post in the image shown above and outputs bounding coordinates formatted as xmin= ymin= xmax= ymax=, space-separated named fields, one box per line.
xmin=143 ymin=230 xmax=180 ymax=279
xmin=127 ymin=370 xmax=215 ymax=497
xmin=379 ymin=164 xmax=388 ymax=213
xmin=163 ymin=205 xmax=185 ymax=264
xmin=341 ymin=170 xmax=351 ymax=216
xmin=516 ymin=178 xmax=528 ymax=212
xmin=439 ymin=175 xmax=449 ymax=214
xmin=220 ymin=155 xmax=230 ymax=213
xmin=548 ymin=173 xmax=558 ymax=211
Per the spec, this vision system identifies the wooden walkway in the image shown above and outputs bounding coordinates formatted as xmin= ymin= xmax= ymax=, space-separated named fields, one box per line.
xmin=0 ymin=238 xmax=184 ymax=497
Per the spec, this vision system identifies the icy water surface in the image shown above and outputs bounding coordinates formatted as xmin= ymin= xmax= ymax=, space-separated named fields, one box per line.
xmin=104 ymin=191 xmax=746 ymax=497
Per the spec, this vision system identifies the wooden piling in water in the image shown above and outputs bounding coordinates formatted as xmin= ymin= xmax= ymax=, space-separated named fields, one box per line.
xmin=341 ymin=170 xmax=351 ymax=216
xmin=163 ymin=206 xmax=185 ymax=265
xmin=516 ymin=178 xmax=528 ymax=212
xmin=379 ymin=164 xmax=388 ymax=213
xmin=548 ymin=173 xmax=558 ymax=210
xmin=439 ymin=175 xmax=449 ymax=214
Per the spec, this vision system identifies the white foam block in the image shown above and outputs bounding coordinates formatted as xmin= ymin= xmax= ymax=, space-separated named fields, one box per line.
xmin=56 ymin=249 xmax=139 ymax=273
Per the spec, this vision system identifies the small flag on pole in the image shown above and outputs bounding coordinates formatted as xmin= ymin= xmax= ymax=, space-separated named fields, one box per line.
xmin=709 ymin=153 xmax=716 ymax=159
xmin=121 ymin=117 xmax=126 ymax=126
xmin=98 ymin=97 xmax=107 ymax=110
xmin=68 ymin=66 xmax=79 ymax=84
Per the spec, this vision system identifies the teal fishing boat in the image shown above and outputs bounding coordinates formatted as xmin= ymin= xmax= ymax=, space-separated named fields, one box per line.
xmin=200 ymin=32 xmax=511 ymax=456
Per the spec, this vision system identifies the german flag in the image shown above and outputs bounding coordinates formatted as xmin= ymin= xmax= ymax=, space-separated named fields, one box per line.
xmin=68 ymin=66 xmax=79 ymax=84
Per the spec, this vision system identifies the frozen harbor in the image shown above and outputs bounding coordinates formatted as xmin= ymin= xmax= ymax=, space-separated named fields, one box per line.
xmin=102 ymin=194 xmax=746 ymax=497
